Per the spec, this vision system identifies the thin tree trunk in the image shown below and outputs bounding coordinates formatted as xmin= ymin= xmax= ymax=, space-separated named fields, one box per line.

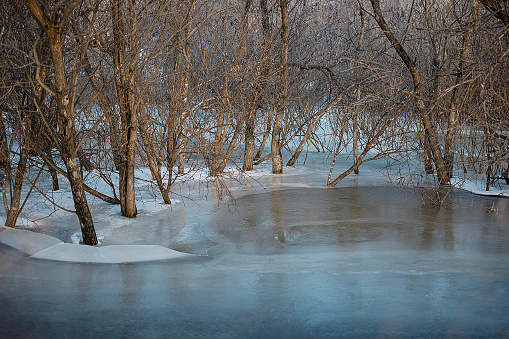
xmin=286 ymin=92 xmax=347 ymax=167
xmin=254 ymin=107 xmax=273 ymax=161
xmin=212 ymin=0 xmax=253 ymax=175
xmin=423 ymin=132 xmax=434 ymax=174
xmin=23 ymin=0 xmax=98 ymax=245
xmin=243 ymin=111 xmax=256 ymax=171
xmin=370 ymin=0 xmax=448 ymax=184
xmin=272 ymin=0 xmax=289 ymax=174
xmin=46 ymin=152 xmax=60 ymax=191
xmin=165 ymin=111 xmax=179 ymax=186
xmin=253 ymin=0 xmax=274 ymax=164
xmin=210 ymin=110 xmax=225 ymax=176
xmin=239 ymin=0 xmax=255 ymax=172
xmin=5 ymin=148 xmax=29 ymax=227
xmin=444 ymin=1 xmax=479 ymax=180
xmin=178 ymin=146 xmax=185 ymax=175
xmin=353 ymin=7 xmax=365 ymax=174
xmin=138 ymin=105 xmax=171 ymax=204
xmin=112 ymin=0 xmax=137 ymax=217
xmin=215 ymin=111 xmax=246 ymax=174
xmin=243 ymin=3 xmax=272 ymax=169
xmin=0 ymin=114 xmax=9 ymax=170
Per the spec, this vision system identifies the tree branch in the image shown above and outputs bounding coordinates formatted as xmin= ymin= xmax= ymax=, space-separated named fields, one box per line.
xmin=21 ymin=0 xmax=52 ymax=30
xmin=479 ymin=0 xmax=509 ymax=27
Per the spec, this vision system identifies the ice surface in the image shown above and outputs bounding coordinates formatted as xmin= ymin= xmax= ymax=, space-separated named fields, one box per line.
xmin=1 ymin=152 xmax=509 ymax=337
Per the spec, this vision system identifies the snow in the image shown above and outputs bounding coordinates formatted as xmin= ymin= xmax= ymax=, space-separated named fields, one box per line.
xmin=31 ymin=243 xmax=195 ymax=263
xmin=0 ymin=151 xmax=508 ymax=264
xmin=452 ymin=176 xmax=509 ymax=198
xmin=0 ymin=225 xmax=195 ymax=263
xmin=0 ymin=226 xmax=195 ymax=264
xmin=0 ymin=226 xmax=63 ymax=256
xmin=0 ymin=163 xmax=281 ymax=263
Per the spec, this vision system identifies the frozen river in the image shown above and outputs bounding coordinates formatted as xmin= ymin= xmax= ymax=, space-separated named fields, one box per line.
xmin=1 ymin=158 xmax=509 ymax=337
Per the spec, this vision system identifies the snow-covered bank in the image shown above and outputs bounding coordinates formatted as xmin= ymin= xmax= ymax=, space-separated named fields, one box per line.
xmin=0 ymin=226 xmax=199 ymax=263
xmin=452 ymin=176 xmax=509 ymax=198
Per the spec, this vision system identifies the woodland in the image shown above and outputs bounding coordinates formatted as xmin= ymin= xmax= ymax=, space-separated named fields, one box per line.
xmin=1 ymin=0 xmax=508 ymax=244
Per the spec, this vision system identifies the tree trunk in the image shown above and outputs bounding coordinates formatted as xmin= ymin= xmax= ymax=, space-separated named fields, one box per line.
xmin=370 ymin=0 xmax=448 ymax=184
xmin=210 ymin=110 xmax=225 ymax=176
xmin=243 ymin=111 xmax=256 ymax=171
xmin=351 ymin=6 xmax=365 ymax=174
xmin=254 ymin=108 xmax=273 ymax=161
xmin=240 ymin=0 xmax=255 ymax=172
xmin=49 ymin=37 xmax=98 ymax=244
xmin=423 ymin=132 xmax=434 ymax=174
xmin=5 ymin=148 xmax=29 ymax=227
xmin=111 ymin=0 xmax=137 ymax=218
xmin=272 ymin=0 xmax=289 ymax=175
xmin=242 ymin=9 xmax=272 ymax=169
xmin=138 ymin=105 xmax=171 ymax=204
xmin=46 ymin=152 xmax=60 ymax=191
xmin=23 ymin=0 xmax=98 ymax=245
xmin=444 ymin=2 xmax=479 ymax=180
xmin=0 ymin=114 xmax=10 ymax=170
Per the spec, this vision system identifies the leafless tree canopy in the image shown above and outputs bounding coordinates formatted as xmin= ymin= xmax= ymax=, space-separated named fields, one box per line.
xmin=1 ymin=0 xmax=507 ymax=243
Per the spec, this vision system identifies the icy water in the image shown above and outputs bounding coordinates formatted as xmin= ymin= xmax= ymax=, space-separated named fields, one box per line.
xmin=1 ymin=183 xmax=509 ymax=337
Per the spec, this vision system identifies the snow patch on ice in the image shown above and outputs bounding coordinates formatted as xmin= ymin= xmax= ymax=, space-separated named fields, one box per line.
xmin=452 ymin=177 xmax=509 ymax=198
xmin=30 ymin=243 xmax=196 ymax=263
xmin=0 ymin=226 xmax=197 ymax=263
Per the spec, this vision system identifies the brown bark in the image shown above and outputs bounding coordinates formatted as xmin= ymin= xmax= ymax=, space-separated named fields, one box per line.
xmin=272 ymin=0 xmax=289 ymax=175
xmin=243 ymin=0 xmax=272 ymax=171
xmin=212 ymin=0 xmax=254 ymax=175
xmin=254 ymin=108 xmax=273 ymax=161
xmin=243 ymin=110 xmax=256 ymax=171
xmin=138 ymin=106 xmax=171 ymax=204
xmin=30 ymin=35 xmax=60 ymax=190
xmin=444 ymin=2 xmax=479 ymax=180
xmin=214 ymin=111 xmax=246 ymax=174
xmin=353 ymin=7 xmax=364 ymax=175
xmin=4 ymin=148 xmax=29 ymax=227
xmin=210 ymin=110 xmax=225 ymax=176
xmin=23 ymin=0 xmax=98 ymax=245
xmin=0 ymin=114 xmax=10 ymax=170
xmin=370 ymin=0 xmax=448 ymax=184
xmin=111 ymin=0 xmax=137 ymax=217
xmin=46 ymin=152 xmax=60 ymax=191
xmin=165 ymin=111 xmax=179 ymax=185
xmin=479 ymin=0 xmax=509 ymax=27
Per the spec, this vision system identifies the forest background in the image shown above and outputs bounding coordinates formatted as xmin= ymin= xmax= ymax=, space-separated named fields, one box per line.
xmin=0 ymin=0 xmax=508 ymax=244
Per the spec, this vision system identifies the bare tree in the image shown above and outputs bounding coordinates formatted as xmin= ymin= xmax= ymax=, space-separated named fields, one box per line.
xmin=370 ymin=0 xmax=450 ymax=185
xmin=21 ymin=0 xmax=98 ymax=245
xmin=271 ymin=0 xmax=289 ymax=174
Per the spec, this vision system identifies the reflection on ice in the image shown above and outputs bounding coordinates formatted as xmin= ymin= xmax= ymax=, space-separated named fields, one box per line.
xmin=168 ymin=218 xmax=219 ymax=255
xmin=1 ymin=156 xmax=509 ymax=337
